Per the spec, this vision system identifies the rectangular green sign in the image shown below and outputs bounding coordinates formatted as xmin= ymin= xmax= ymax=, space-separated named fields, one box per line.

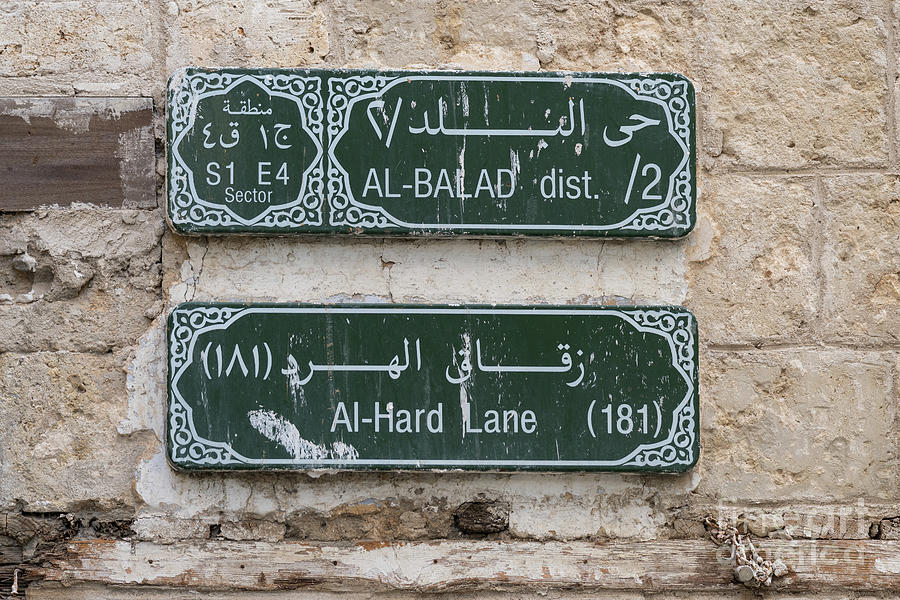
xmin=168 ymin=69 xmax=695 ymax=237
xmin=167 ymin=303 xmax=699 ymax=472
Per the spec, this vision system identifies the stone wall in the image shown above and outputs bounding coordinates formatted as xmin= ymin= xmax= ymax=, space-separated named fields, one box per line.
xmin=1 ymin=0 xmax=898 ymax=597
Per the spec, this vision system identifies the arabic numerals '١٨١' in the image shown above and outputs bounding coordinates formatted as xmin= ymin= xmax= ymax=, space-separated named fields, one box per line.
xmin=167 ymin=303 xmax=700 ymax=472
xmin=167 ymin=68 xmax=696 ymax=237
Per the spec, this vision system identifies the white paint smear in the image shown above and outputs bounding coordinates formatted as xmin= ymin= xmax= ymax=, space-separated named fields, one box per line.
xmin=249 ymin=410 xmax=328 ymax=460
xmin=457 ymin=332 xmax=473 ymax=439
xmin=248 ymin=409 xmax=359 ymax=462
xmin=875 ymin=557 xmax=900 ymax=574
xmin=331 ymin=440 xmax=360 ymax=461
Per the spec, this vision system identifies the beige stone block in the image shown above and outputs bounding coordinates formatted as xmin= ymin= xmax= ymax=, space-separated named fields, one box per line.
xmin=180 ymin=237 xmax=391 ymax=302
xmin=0 ymin=295 xmax=159 ymax=353
xmin=334 ymin=0 xmax=539 ymax=67
xmin=685 ymin=175 xmax=817 ymax=345
xmin=697 ymin=0 xmax=889 ymax=169
xmin=382 ymin=238 xmax=687 ymax=304
xmin=821 ymin=174 xmax=900 ymax=345
xmin=0 ymin=209 xmax=164 ymax=352
xmin=165 ymin=0 xmax=328 ymax=69
xmin=451 ymin=0 xmax=540 ymax=53
xmin=2 ymin=209 xmax=164 ymax=269
xmin=220 ymin=519 xmax=286 ymax=542
xmin=333 ymin=0 xmax=442 ymax=66
xmin=533 ymin=0 xmax=696 ymax=73
xmin=0 ymin=351 xmax=155 ymax=511
xmin=698 ymin=349 xmax=898 ymax=503
xmin=0 ymin=1 xmax=154 ymax=83
xmin=169 ymin=236 xmax=687 ymax=306
xmin=132 ymin=515 xmax=210 ymax=542
xmin=333 ymin=0 xmax=696 ymax=71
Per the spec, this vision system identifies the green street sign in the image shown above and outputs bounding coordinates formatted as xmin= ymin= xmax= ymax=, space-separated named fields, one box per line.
xmin=168 ymin=69 xmax=695 ymax=237
xmin=167 ymin=304 xmax=699 ymax=472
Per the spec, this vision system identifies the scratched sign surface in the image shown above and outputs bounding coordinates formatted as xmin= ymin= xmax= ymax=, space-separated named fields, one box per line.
xmin=167 ymin=304 xmax=699 ymax=472
xmin=168 ymin=69 xmax=695 ymax=236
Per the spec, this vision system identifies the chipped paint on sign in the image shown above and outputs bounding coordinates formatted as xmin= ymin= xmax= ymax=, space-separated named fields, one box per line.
xmin=168 ymin=68 xmax=696 ymax=237
xmin=167 ymin=303 xmax=700 ymax=472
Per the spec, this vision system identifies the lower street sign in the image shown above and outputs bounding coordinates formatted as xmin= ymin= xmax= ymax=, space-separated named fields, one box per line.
xmin=167 ymin=304 xmax=699 ymax=472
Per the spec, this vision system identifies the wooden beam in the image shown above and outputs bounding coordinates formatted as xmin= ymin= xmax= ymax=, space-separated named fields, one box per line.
xmin=0 ymin=97 xmax=156 ymax=211
xmin=28 ymin=539 xmax=900 ymax=592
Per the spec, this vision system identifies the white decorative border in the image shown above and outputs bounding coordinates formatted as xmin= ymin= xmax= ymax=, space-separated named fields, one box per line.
xmin=168 ymin=305 xmax=697 ymax=470
xmin=168 ymin=70 xmax=325 ymax=229
xmin=326 ymin=74 xmax=693 ymax=232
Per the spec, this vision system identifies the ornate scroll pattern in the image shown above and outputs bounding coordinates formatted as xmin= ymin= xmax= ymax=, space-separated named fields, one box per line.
xmin=168 ymin=71 xmax=325 ymax=229
xmin=621 ymin=77 xmax=693 ymax=233
xmin=168 ymin=305 xmax=697 ymax=470
xmin=169 ymin=305 xmax=248 ymax=466
xmin=169 ymin=399 xmax=244 ymax=466
xmin=326 ymin=75 xmax=400 ymax=228
xmin=325 ymin=74 xmax=693 ymax=234
xmin=620 ymin=308 xmax=697 ymax=468
xmin=626 ymin=309 xmax=696 ymax=377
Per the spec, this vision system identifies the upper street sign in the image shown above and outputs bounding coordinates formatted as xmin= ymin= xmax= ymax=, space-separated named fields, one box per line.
xmin=167 ymin=303 xmax=699 ymax=472
xmin=168 ymin=68 xmax=695 ymax=237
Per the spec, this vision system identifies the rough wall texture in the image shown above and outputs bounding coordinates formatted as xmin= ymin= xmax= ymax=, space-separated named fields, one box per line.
xmin=1 ymin=0 xmax=899 ymax=598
